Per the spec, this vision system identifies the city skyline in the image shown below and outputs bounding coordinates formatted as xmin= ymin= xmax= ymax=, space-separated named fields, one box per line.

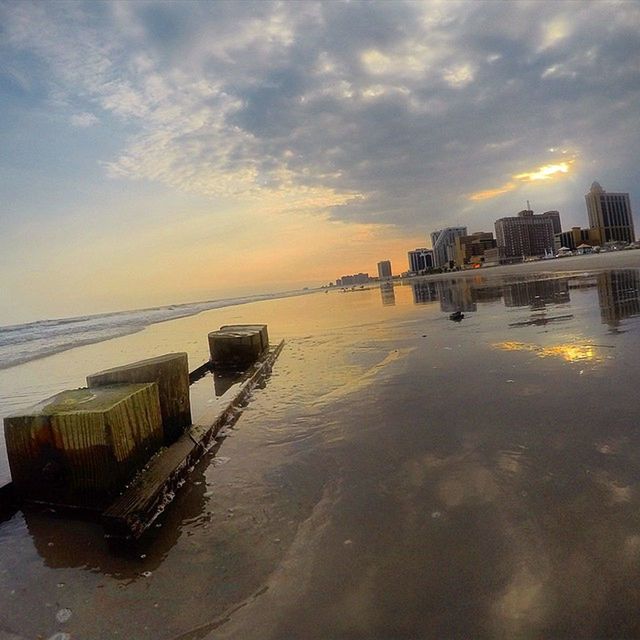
xmin=2 ymin=1 xmax=640 ymax=323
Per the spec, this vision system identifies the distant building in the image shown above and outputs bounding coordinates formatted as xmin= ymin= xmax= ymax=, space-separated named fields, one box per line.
xmin=407 ymin=248 xmax=434 ymax=273
xmin=483 ymin=247 xmax=501 ymax=266
xmin=337 ymin=273 xmax=370 ymax=286
xmin=494 ymin=209 xmax=556 ymax=259
xmin=585 ymin=181 xmax=635 ymax=244
xmin=453 ymin=231 xmax=497 ymax=267
xmin=541 ymin=210 xmax=562 ymax=235
xmin=554 ymin=227 xmax=602 ymax=252
xmin=430 ymin=227 xmax=467 ymax=268
xmin=377 ymin=260 xmax=392 ymax=279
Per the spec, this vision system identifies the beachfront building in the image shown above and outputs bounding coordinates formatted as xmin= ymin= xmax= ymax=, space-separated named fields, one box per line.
xmin=541 ymin=210 xmax=562 ymax=235
xmin=554 ymin=227 xmax=602 ymax=253
xmin=430 ymin=227 xmax=467 ymax=268
xmin=585 ymin=181 xmax=635 ymax=244
xmin=337 ymin=273 xmax=370 ymax=286
xmin=494 ymin=209 xmax=556 ymax=260
xmin=407 ymin=248 xmax=434 ymax=274
xmin=377 ymin=260 xmax=392 ymax=279
xmin=453 ymin=232 xmax=497 ymax=268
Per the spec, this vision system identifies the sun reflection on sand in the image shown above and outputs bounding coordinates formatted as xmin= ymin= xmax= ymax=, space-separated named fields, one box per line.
xmin=492 ymin=341 xmax=604 ymax=363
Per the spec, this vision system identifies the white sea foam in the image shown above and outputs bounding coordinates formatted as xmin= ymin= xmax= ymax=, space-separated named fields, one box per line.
xmin=0 ymin=289 xmax=312 ymax=370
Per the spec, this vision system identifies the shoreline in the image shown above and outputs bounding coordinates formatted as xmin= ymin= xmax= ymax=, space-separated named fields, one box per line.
xmin=0 ymin=287 xmax=320 ymax=372
xmin=393 ymin=250 xmax=640 ymax=285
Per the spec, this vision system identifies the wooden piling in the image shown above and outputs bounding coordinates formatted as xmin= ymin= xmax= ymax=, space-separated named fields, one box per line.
xmin=102 ymin=340 xmax=284 ymax=539
xmin=0 ymin=477 xmax=15 ymax=517
xmin=87 ymin=353 xmax=191 ymax=445
xmin=4 ymin=384 xmax=163 ymax=509
xmin=208 ymin=326 xmax=265 ymax=370
xmin=220 ymin=324 xmax=269 ymax=351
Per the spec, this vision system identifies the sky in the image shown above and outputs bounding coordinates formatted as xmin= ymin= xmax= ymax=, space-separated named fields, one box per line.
xmin=1 ymin=0 xmax=640 ymax=324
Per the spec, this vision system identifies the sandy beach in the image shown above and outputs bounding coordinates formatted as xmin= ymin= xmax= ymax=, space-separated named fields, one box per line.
xmin=2 ymin=250 xmax=640 ymax=639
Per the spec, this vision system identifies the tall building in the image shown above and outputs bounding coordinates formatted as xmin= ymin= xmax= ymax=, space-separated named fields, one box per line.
xmin=337 ymin=273 xmax=369 ymax=286
xmin=453 ymin=231 xmax=497 ymax=267
xmin=541 ymin=210 xmax=562 ymax=235
xmin=494 ymin=209 xmax=556 ymax=259
xmin=430 ymin=227 xmax=467 ymax=268
xmin=585 ymin=182 xmax=635 ymax=244
xmin=377 ymin=260 xmax=392 ymax=279
xmin=407 ymin=248 xmax=434 ymax=273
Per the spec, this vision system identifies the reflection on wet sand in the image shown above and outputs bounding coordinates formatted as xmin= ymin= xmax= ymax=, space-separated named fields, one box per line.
xmin=492 ymin=340 xmax=606 ymax=364
xmin=597 ymin=269 xmax=640 ymax=330
xmin=407 ymin=269 xmax=640 ymax=331
xmin=378 ymin=282 xmax=395 ymax=306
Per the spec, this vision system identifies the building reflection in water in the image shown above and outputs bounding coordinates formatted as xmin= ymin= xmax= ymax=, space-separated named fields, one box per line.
xmin=379 ymin=282 xmax=396 ymax=306
xmin=407 ymin=269 xmax=640 ymax=331
xmin=502 ymin=279 xmax=570 ymax=309
xmin=471 ymin=285 xmax=503 ymax=304
xmin=411 ymin=281 xmax=438 ymax=304
xmin=597 ymin=270 xmax=640 ymax=330
xmin=436 ymin=279 xmax=477 ymax=313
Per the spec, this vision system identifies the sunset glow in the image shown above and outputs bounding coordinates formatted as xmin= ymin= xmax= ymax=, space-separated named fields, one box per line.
xmin=493 ymin=341 xmax=603 ymax=364
xmin=513 ymin=162 xmax=572 ymax=182
xmin=468 ymin=183 xmax=517 ymax=201
xmin=0 ymin=1 xmax=639 ymax=323
xmin=468 ymin=160 xmax=574 ymax=202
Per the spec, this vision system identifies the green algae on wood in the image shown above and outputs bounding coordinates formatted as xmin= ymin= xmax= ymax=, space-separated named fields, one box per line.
xmin=87 ymin=352 xmax=191 ymax=445
xmin=4 ymin=383 xmax=163 ymax=509
xmin=103 ymin=340 xmax=285 ymax=539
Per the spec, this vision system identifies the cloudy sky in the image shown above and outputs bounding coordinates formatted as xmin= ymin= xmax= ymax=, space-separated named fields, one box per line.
xmin=1 ymin=0 xmax=640 ymax=323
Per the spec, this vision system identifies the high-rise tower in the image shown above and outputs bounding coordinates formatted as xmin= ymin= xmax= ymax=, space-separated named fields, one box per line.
xmin=585 ymin=182 xmax=635 ymax=244
xmin=430 ymin=227 xmax=467 ymax=268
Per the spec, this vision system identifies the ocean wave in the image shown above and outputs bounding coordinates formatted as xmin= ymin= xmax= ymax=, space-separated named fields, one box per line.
xmin=0 ymin=289 xmax=313 ymax=370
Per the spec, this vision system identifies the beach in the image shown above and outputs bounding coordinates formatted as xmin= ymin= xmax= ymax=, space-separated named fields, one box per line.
xmin=2 ymin=250 xmax=640 ymax=638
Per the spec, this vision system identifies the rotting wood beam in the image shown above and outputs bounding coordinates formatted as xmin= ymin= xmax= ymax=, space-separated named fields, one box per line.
xmin=102 ymin=340 xmax=284 ymax=540
xmin=188 ymin=360 xmax=212 ymax=384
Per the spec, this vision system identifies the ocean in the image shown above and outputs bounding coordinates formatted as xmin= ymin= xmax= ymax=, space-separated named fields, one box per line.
xmin=0 ymin=290 xmax=312 ymax=371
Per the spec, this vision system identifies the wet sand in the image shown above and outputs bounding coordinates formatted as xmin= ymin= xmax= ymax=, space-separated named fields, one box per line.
xmin=3 ymin=251 xmax=640 ymax=639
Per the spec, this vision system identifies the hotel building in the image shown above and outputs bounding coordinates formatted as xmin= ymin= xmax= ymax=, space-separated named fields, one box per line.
xmin=585 ymin=182 xmax=635 ymax=244
xmin=494 ymin=209 xmax=557 ymax=259
xmin=430 ymin=227 xmax=468 ymax=268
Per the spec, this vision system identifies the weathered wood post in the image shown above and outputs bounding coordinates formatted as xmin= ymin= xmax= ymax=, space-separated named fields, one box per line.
xmin=4 ymin=384 xmax=163 ymax=509
xmin=220 ymin=324 xmax=269 ymax=352
xmin=208 ymin=325 xmax=268 ymax=370
xmin=87 ymin=353 xmax=191 ymax=445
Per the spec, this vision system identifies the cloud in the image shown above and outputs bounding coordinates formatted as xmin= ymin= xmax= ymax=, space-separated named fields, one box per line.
xmin=469 ymin=159 xmax=576 ymax=201
xmin=70 ymin=111 xmax=99 ymax=127
xmin=2 ymin=0 xmax=640 ymax=237
xmin=469 ymin=183 xmax=517 ymax=202
xmin=513 ymin=161 xmax=572 ymax=183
